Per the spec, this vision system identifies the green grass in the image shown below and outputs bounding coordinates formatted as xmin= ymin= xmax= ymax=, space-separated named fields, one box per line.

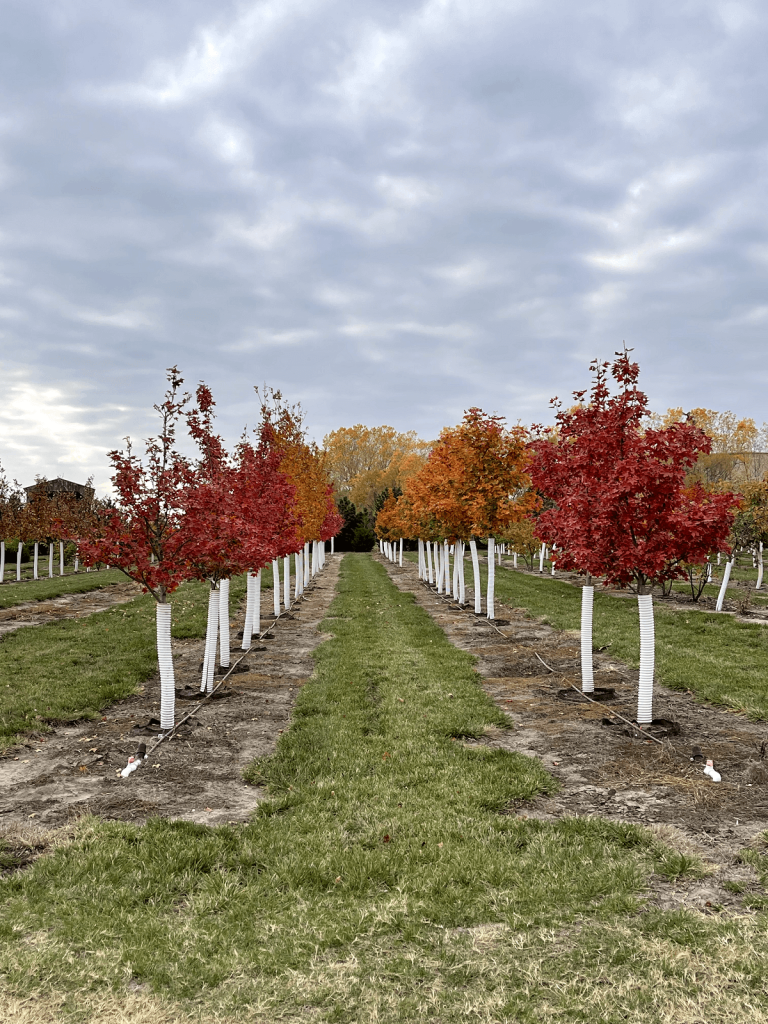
xmin=409 ymin=552 xmax=768 ymax=720
xmin=0 ymin=568 xmax=128 ymax=608
xmin=5 ymin=554 xmax=765 ymax=1023
xmin=0 ymin=571 xmax=273 ymax=749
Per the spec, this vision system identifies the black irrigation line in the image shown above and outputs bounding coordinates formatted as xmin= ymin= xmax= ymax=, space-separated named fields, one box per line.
xmin=409 ymin=562 xmax=691 ymax=759
xmin=128 ymin=569 xmax=328 ymax=775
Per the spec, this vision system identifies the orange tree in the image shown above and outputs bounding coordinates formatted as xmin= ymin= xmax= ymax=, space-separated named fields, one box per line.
xmin=260 ymin=390 xmax=341 ymax=597
xmin=404 ymin=409 xmax=537 ymax=616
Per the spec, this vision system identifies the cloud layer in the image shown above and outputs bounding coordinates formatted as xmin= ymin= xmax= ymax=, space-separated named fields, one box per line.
xmin=1 ymin=0 xmax=767 ymax=490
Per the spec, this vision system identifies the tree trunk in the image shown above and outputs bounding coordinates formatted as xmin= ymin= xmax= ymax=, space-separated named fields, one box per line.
xmin=295 ymin=551 xmax=301 ymax=599
xmin=636 ymin=592 xmax=655 ymax=724
xmin=33 ymin=542 xmax=39 ymax=579
xmin=201 ymin=586 xmax=220 ymax=693
xmin=331 ymin=536 xmax=334 ymax=554
xmin=272 ymin=559 xmax=281 ymax=616
xmin=513 ymin=551 xmax=518 ymax=568
xmin=580 ymin=581 xmax=594 ymax=693
xmin=283 ymin=555 xmax=291 ymax=608
xmin=59 ymin=541 xmax=64 ymax=576
xmin=551 ymin=545 xmax=556 ymax=576
xmin=452 ymin=542 xmax=459 ymax=599
xmin=757 ymin=542 xmax=764 ymax=591
xmin=426 ymin=541 xmax=434 ymax=584
xmin=218 ymin=578 xmax=231 ymax=668
xmin=469 ymin=540 xmax=481 ymax=613
xmin=156 ymin=601 xmax=176 ymax=730
xmin=304 ymin=542 xmax=310 ymax=588
xmin=459 ymin=541 xmax=466 ymax=604
xmin=16 ymin=543 xmax=22 ymax=581
xmin=242 ymin=571 xmax=256 ymax=649
xmin=538 ymin=543 xmax=545 ymax=573
xmin=47 ymin=545 xmax=53 ymax=578
xmin=487 ymin=537 xmax=496 ymax=619
xmin=716 ymin=556 xmax=735 ymax=611
xmin=444 ymin=540 xmax=451 ymax=597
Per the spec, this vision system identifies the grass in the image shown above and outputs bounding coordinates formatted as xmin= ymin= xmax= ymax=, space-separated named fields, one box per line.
xmin=412 ymin=553 xmax=768 ymax=720
xmin=0 ymin=568 xmax=128 ymax=609
xmin=5 ymin=554 xmax=768 ymax=1022
xmin=0 ymin=570 xmax=278 ymax=749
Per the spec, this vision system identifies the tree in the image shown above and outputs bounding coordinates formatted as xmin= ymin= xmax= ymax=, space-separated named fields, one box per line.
xmin=323 ymin=424 xmax=430 ymax=515
xmin=405 ymin=409 xmax=537 ymax=616
xmin=0 ymin=465 xmax=24 ymax=583
xmin=333 ymin=496 xmax=375 ymax=552
xmin=647 ymin=407 xmax=767 ymax=487
xmin=77 ymin=368 xmax=196 ymax=730
xmin=529 ymin=352 xmax=739 ymax=720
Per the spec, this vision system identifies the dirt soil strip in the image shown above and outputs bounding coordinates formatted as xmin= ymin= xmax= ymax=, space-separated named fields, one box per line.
xmin=0 ymin=582 xmax=142 ymax=637
xmin=0 ymin=556 xmax=341 ymax=836
xmin=381 ymin=554 xmax=768 ymax=915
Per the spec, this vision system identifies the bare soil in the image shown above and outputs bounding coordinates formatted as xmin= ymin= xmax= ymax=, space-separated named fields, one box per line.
xmin=0 ymin=582 xmax=141 ymax=637
xmin=382 ymin=555 xmax=768 ymax=915
xmin=0 ymin=558 xmax=341 ymax=846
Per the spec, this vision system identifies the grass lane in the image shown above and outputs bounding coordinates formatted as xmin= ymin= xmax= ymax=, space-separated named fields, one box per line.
xmin=0 ymin=568 xmax=128 ymax=609
xmin=410 ymin=553 xmax=768 ymax=720
xmin=0 ymin=570 xmax=275 ymax=749
xmin=3 ymin=553 xmax=759 ymax=1023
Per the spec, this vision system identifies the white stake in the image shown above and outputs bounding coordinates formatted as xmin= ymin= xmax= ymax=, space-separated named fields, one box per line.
xmin=538 ymin=543 xmax=545 ymax=573
xmin=513 ymin=550 xmax=518 ymax=568
xmin=16 ymin=542 xmax=21 ymax=581
xmin=459 ymin=541 xmax=466 ymax=604
xmin=157 ymin=602 xmax=175 ymax=730
xmin=254 ymin=568 xmax=262 ymax=635
xmin=304 ymin=541 xmax=310 ymax=588
xmin=0 ymin=540 xmax=4 ymax=583
xmin=399 ymin=537 xmax=403 ymax=567
xmin=637 ymin=593 xmax=655 ymax=724
xmin=201 ymin=587 xmax=220 ymax=693
xmin=242 ymin=571 xmax=255 ymax=649
xmin=757 ymin=542 xmax=764 ymax=591
xmin=469 ymin=539 xmax=481 ymax=613
xmin=272 ymin=558 xmax=281 ymax=616
xmin=34 ymin=541 xmax=39 ymax=579
xmin=580 ymin=584 xmax=594 ymax=693
xmin=48 ymin=544 xmax=53 ymax=578
xmin=487 ymin=537 xmax=496 ymax=620
xmin=59 ymin=541 xmax=64 ymax=576
xmin=219 ymin=578 xmax=231 ymax=668
xmin=444 ymin=540 xmax=451 ymax=597
xmin=426 ymin=540 xmax=434 ymax=584
xmin=331 ymin=536 xmax=334 ymax=554
xmin=716 ymin=554 xmax=735 ymax=611
xmin=284 ymin=555 xmax=291 ymax=608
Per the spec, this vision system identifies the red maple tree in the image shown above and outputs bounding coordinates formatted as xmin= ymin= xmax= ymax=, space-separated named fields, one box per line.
xmin=528 ymin=353 xmax=739 ymax=592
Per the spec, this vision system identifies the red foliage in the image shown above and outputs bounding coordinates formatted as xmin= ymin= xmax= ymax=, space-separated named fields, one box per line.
xmin=182 ymin=384 xmax=300 ymax=583
xmin=76 ymin=368 xmax=195 ymax=602
xmin=528 ymin=352 xmax=740 ymax=590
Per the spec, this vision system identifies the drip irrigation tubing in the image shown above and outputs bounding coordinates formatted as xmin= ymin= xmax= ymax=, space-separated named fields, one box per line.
xmin=410 ymin=559 xmax=691 ymax=760
xmin=127 ymin=568 xmax=327 ymax=776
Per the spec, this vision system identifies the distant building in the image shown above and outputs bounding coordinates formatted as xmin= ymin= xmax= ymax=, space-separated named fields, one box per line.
xmin=24 ymin=478 xmax=95 ymax=502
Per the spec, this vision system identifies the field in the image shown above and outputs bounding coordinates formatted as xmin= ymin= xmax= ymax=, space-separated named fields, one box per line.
xmin=1 ymin=553 xmax=768 ymax=1022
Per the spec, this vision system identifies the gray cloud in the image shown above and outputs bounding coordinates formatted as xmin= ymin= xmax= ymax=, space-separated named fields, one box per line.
xmin=1 ymin=0 xmax=767 ymax=491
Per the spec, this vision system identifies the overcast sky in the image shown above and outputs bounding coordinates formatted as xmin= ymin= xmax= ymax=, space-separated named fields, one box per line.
xmin=1 ymin=0 xmax=766 ymax=491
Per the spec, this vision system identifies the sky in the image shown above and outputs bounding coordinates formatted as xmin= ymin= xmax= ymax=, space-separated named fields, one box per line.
xmin=1 ymin=0 xmax=767 ymax=492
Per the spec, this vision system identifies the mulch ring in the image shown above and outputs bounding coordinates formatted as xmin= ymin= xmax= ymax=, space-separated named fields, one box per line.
xmin=0 ymin=557 xmax=342 ymax=860
xmin=380 ymin=554 xmax=768 ymax=917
